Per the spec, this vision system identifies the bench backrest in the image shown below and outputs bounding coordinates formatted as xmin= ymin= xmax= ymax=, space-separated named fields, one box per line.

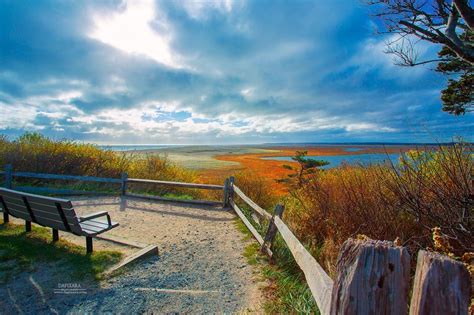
xmin=0 ymin=188 xmax=82 ymax=235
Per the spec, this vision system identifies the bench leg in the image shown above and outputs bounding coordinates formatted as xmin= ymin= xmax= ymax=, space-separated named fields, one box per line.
xmin=25 ymin=221 xmax=31 ymax=232
xmin=86 ymin=237 xmax=93 ymax=253
xmin=3 ymin=212 xmax=8 ymax=223
xmin=52 ymin=229 xmax=59 ymax=242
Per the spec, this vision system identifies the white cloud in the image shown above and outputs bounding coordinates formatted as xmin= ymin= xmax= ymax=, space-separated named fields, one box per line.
xmin=178 ymin=0 xmax=240 ymax=20
xmin=349 ymin=34 xmax=436 ymax=80
xmin=89 ymin=0 xmax=184 ymax=69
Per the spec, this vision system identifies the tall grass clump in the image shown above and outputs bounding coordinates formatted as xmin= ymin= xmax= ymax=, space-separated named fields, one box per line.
xmin=0 ymin=132 xmax=198 ymax=197
xmin=283 ymin=144 xmax=473 ymax=275
xmin=231 ymin=171 xmax=318 ymax=313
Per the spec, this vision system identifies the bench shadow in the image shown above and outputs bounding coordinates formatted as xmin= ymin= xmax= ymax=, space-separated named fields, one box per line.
xmin=72 ymin=197 xmax=233 ymax=223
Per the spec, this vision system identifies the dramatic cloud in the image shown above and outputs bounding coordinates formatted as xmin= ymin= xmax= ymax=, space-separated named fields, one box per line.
xmin=0 ymin=0 xmax=472 ymax=143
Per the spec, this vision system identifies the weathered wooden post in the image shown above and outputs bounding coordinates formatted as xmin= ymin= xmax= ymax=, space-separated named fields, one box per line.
xmin=330 ymin=238 xmax=411 ymax=315
xmin=2 ymin=164 xmax=12 ymax=223
xmin=5 ymin=164 xmax=12 ymax=189
xmin=409 ymin=250 xmax=471 ymax=315
xmin=222 ymin=178 xmax=230 ymax=208
xmin=229 ymin=176 xmax=235 ymax=203
xmin=260 ymin=204 xmax=284 ymax=258
xmin=120 ymin=172 xmax=128 ymax=196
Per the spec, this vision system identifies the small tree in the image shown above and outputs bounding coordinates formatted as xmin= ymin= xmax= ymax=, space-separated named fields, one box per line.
xmin=437 ymin=44 xmax=473 ymax=115
xmin=284 ymin=151 xmax=329 ymax=187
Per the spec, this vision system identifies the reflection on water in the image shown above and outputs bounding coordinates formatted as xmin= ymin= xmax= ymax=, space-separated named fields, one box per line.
xmin=344 ymin=148 xmax=363 ymax=152
xmin=262 ymin=153 xmax=401 ymax=169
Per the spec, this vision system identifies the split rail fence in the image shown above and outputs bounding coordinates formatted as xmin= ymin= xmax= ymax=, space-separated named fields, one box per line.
xmin=0 ymin=165 xmax=471 ymax=315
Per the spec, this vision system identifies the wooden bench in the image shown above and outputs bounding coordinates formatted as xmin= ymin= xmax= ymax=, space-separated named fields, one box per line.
xmin=0 ymin=188 xmax=119 ymax=253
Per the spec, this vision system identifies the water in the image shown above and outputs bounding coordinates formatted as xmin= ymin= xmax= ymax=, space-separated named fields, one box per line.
xmin=99 ymin=145 xmax=173 ymax=151
xmin=344 ymin=148 xmax=363 ymax=152
xmin=262 ymin=153 xmax=401 ymax=169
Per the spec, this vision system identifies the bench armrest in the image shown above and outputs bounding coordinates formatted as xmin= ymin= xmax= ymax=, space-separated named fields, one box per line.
xmin=79 ymin=211 xmax=112 ymax=225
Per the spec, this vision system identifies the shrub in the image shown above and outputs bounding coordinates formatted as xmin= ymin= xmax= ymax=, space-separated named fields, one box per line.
xmin=0 ymin=132 xmax=198 ymax=197
xmin=283 ymin=144 xmax=473 ymax=274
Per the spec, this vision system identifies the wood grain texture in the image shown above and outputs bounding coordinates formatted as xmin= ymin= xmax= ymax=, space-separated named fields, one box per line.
xmin=409 ymin=250 xmax=470 ymax=315
xmin=14 ymin=186 xmax=107 ymax=196
xmin=127 ymin=178 xmax=223 ymax=190
xmin=230 ymin=200 xmax=265 ymax=246
xmin=120 ymin=172 xmax=128 ymax=195
xmin=105 ymin=245 xmax=159 ymax=276
xmin=330 ymin=238 xmax=410 ymax=315
xmin=260 ymin=204 xmax=284 ymax=258
xmin=274 ymin=216 xmax=334 ymax=315
xmin=13 ymin=171 xmax=122 ymax=183
xmin=5 ymin=165 xmax=12 ymax=189
xmin=233 ymin=185 xmax=272 ymax=220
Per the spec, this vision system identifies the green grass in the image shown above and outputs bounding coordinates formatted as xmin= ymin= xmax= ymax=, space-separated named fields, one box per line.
xmin=233 ymin=213 xmax=319 ymax=314
xmin=0 ymin=222 xmax=122 ymax=284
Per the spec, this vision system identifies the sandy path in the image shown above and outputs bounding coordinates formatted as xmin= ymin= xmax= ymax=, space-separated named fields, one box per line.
xmin=0 ymin=196 xmax=264 ymax=314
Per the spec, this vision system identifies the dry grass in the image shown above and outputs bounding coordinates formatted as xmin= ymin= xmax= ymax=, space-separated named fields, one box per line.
xmin=283 ymin=144 xmax=473 ymax=275
xmin=0 ymin=132 xmax=199 ymax=198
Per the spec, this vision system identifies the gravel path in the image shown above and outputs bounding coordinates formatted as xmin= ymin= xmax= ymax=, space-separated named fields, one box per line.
xmin=0 ymin=197 xmax=264 ymax=314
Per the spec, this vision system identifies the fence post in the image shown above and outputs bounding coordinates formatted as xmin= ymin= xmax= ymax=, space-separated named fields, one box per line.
xmin=120 ymin=172 xmax=128 ymax=196
xmin=222 ymin=178 xmax=230 ymax=208
xmin=5 ymin=164 xmax=12 ymax=189
xmin=330 ymin=238 xmax=410 ymax=315
xmin=409 ymin=250 xmax=470 ymax=315
xmin=229 ymin=176 xmax=235 ymax=203
xmin=260 ymin=204 xmax=284 ymax=258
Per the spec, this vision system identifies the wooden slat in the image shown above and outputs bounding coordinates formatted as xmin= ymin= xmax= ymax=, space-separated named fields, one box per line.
xmin=126 ymin=193 xmax=221 ymax=206
xmin=274 ymin=216 xmax=334 ymax=315
xmin=79 ymin=221 xmax=118 ymax=236
xmin=105 ymin=245 xmax=159 ymax=276
xmin=80 ymin=219 xmax=110 ymax=230
xmin=14 ymin=186 xmax=107 ymax=196
xmin=34 ymin=217 xmax=67 ymax=231
xmin=4 ymin=206 xmax=30 ymax=220
xmin=127 ymin=178 xmax=224 ymax=190
xmin=4 ymin=198 xmax=76 ymax=218
xmin=12 ymin=171 xmax=122 ymax=183
xmin=230 ymin=200 xmax=266 ymax=248
xmin=96 ymin=234 xmax=147 ymax=249
xmin=0 ymin=188 xmax=73 ymax=209
xmin=233 ymin=185 xmax=272 ymax=219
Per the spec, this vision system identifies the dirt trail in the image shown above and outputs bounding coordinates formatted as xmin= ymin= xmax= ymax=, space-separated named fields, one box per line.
xmin=0 ymin=197 xmax=264 ymax=314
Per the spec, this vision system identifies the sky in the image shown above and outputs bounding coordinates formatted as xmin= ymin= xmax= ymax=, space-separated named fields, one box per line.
xmin=0 ymin=0 xmax=472 ymax=144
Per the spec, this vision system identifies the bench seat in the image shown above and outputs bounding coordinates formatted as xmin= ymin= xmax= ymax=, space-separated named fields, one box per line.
xmin=0 ymin=187 xmax=119 ymax=253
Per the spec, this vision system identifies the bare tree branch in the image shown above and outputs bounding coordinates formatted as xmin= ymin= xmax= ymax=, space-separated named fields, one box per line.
xmin=368 ymin=0 xmax=474 ymax=65
xmin=453 ymin=0 xmax=474 ymax=29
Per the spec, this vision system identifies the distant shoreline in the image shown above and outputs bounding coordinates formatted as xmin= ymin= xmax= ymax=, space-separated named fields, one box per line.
xmin=99 ymin=142 xmax=453 ymax=152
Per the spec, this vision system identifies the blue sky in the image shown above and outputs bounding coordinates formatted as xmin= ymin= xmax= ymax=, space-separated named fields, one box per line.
xmin=0 ymin=0 xmax=472 ymax=144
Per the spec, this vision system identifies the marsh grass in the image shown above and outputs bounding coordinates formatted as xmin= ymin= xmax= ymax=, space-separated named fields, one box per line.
xmin=0 ymin=222 xmax=122 ymax=284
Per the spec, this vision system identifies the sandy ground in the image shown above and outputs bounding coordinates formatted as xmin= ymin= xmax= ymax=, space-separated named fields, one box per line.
xmin=0 ymin=196 xmax=265 ymax=314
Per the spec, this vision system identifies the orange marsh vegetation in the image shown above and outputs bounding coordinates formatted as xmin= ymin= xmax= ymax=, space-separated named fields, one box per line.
xmin=199 ymin=145 xmax=414 ymax=195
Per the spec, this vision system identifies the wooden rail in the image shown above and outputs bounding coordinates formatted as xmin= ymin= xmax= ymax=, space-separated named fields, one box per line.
xmin=228 ymin=184 xmax=333 ymax=314
xmin=233 ymin=185 xmax=272 ymax=219
xmin=13 ymin=171 xmax=122 ymax=183
xmin=2 ymin=165 xmax=227 ymax=205
xmin=274 ymin=216 xmax=333 ymax=315
xmin=127 ymin=178 xmax=223 ymax=190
